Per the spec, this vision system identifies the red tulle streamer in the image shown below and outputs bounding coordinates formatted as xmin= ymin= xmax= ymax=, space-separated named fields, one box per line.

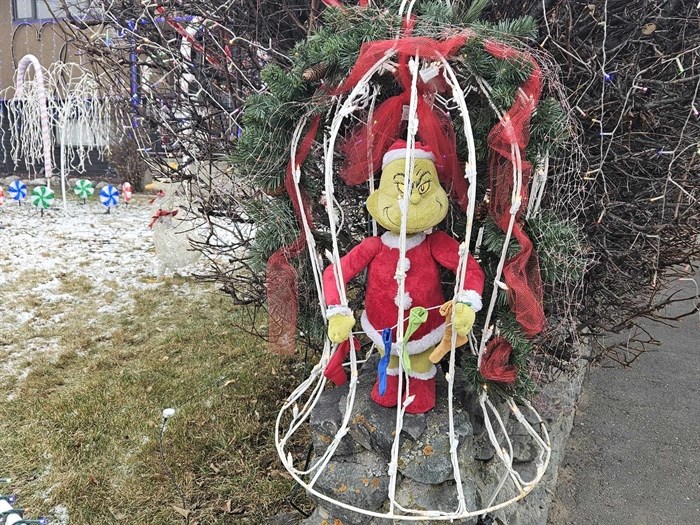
xmin=266 ymin=116 xmax=321 ymax=354
xmin=481 ymin=336 xmax=518 ymax=385
xmin=485 ymin=41 xmax=546 ymax=337
xmin=335 ymin=34 xmax=472 ymax=210
xmin=340 ymin=94 xmax=467 ymax=210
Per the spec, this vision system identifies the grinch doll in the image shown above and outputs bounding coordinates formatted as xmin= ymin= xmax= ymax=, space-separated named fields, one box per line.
xmin=323 ymin=140 xmax=485 ymax=414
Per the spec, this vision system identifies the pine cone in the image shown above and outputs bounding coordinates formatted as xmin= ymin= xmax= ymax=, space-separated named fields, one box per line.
xmin=476 ymin=191 xmax=491 ymax=221
xmin=302 ymin=62 xmax=329 ymax=82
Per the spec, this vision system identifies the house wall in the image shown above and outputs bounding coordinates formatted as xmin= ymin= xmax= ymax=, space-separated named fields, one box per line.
xmin=0 ymin=0 xmax=111 ymax=178
xmin=0 ymin=0 xmax=73 ymax=93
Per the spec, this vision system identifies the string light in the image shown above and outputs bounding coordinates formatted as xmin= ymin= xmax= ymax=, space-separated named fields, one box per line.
xmin=675 ymin=57 xmax=685 ymax=74
xmin=0 ymin=489 xmax=48 ymax=524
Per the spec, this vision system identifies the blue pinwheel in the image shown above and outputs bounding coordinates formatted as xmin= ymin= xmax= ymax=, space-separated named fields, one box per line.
xmin=8 ymin=179 xmax=27 ymax=203
xmin=99 ymin=184 xmax=119 ymax=209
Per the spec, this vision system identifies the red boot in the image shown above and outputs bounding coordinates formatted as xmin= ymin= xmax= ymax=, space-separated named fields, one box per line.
xmin=404 ymin=376 xmax=436 ymax=414
xmin=371 ymin=374 xmax=400 ymax=408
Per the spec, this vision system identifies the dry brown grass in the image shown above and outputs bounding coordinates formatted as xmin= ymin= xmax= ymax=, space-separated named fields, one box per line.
xmin=1 ymin=282 xmax=307 ymax=524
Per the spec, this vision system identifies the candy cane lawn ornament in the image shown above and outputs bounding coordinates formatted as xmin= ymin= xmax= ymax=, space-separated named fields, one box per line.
xmin=14 ymin=55 xmax=52 ymax=186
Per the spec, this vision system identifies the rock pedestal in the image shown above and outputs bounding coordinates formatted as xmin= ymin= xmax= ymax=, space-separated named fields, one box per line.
xmin=299 ymin=352 xmax=585 ymax=525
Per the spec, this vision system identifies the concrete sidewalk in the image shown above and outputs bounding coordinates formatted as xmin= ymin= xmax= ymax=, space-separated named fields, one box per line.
xmin=548 ymin=271 xmax=700 ymax=524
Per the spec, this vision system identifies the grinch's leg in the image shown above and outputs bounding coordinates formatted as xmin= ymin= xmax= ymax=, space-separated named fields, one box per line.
xmin=370 ymin=348 xmax=400 ymax=408
xmin=405 ymin=348 xmax=437 ymax=414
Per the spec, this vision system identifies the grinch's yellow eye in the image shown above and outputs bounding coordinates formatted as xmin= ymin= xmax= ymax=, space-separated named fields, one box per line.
xmin=418 ymin=180 xmax=431 ymax=195
xmin=393 ymin=173 xmax=405 ymax=195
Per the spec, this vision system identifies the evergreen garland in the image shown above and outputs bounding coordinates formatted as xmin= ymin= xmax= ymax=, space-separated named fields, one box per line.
xmin=232 ymin=0 xmax=584 ymax=399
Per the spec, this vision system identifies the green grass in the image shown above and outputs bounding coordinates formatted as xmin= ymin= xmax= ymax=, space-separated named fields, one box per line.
xmin=0 ymin=283 xmax=308 ymax=524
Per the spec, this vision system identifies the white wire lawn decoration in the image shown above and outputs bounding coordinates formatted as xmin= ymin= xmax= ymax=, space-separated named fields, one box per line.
xmin=0 ymin=57 xmax=111 ymax=209
xmin=51 ymin=62 xmax=112 ymax=210
xmin=275 ymin=48 xmax=552 ymax=521
xmin=3 ymin=55 xmax=53 ymax=186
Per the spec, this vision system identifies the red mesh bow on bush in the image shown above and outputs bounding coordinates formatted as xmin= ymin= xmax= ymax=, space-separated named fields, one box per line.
xmin=481 ymin=336 xmax=518 ymax=385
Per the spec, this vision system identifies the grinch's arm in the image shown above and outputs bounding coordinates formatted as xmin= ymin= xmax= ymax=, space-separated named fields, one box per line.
xmin=323 ymin=237 xmax=382 ymax=342
xmin=429 ymin=230 xmax=486 ymax=335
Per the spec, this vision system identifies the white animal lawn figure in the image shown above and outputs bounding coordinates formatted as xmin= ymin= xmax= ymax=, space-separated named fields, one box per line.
xmin=146 ymin=179 xmax=202 ymax=275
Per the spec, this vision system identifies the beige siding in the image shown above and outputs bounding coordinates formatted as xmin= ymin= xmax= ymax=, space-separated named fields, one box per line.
xmin=0 ymin=0 xmax=79 ymax=93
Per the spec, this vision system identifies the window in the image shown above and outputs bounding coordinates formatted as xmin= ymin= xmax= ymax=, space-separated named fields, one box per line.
xmin=13 ymin=0 xmax=61 ymax=20
xmin=13 ymin=0 xmax=103 ymax=21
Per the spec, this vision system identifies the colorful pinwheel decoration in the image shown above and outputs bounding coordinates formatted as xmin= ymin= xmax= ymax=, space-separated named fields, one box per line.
xmin=74 ymin=179 xmax=94 ymax=204
xmin=31 ymin=185 xmax=55 ymax=216
xmin=99 ymin=184 xmax=119 ymax=213
xmin=8 ymin=179 xmax=27 ymax=205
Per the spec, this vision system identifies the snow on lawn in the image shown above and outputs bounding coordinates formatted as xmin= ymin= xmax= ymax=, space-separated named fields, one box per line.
xmin=0 ymin=197 xmax=209 ymax=394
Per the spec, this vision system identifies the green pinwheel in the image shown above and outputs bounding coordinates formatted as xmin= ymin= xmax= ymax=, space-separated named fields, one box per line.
xmin=74 ymin=179 xmax=94 ymax=200
xmin=31 ymin=186 xmax=55 ymax=209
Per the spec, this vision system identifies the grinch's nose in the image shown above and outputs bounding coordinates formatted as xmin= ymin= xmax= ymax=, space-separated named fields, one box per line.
xmin=409 ymin=189 xmax=422 ymax=205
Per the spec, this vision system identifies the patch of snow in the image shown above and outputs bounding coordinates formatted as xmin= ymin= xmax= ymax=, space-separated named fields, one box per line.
xmin=51 ymin=504 xmax=70 ymax=525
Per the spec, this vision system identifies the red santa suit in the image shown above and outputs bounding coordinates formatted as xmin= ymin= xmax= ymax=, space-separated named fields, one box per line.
xmin=323 ymin=229 xmax=485 ymax=378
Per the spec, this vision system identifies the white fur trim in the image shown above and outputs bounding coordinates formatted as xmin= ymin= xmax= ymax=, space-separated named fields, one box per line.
xmin=382 ymin=148 xmax=435 ymax=168
xmin=381 ymin=231 xmax=426 ymax=251
xmin=457 ymin=290 xmax=483 ymax=312
xmin=401 ymin=258 xmax=411 ymax=272
xmin=383 ymin=366 xmax=436 ymax=379
xmin=394 ymin=291 xmax=413 ymax=311
xmin=361 ymin=310 xmax=445 ymax=355
xmin=408 ymin=367 xmax=437 ymax=380
xmin=325 ymin=305 xmax=352 ymax=320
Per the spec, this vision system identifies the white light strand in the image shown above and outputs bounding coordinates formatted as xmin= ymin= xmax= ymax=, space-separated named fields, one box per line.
xmin=386 ymin=53 xmax=421 ymax=516
xmin=367 ymin=86 xmax=379 ymax=237
xmin=526 ymin=152 xmax=549 ymax=220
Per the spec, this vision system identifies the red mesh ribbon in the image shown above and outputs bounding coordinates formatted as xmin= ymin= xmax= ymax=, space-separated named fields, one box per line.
xmin=335 ymin=34 xmax=472 ymax=210
xmin=266 ymin=116 xmax=321 ymax=354
xmin=481 ymin=336 xmax=518 ymax=385
xmin=485 ymin=41 xmax=546 ymax=337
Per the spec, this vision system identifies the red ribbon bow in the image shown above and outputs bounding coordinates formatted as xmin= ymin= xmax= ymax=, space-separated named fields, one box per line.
xmin=480 ymin=336 xmax=518 ymax=385
xmin=149 ymin=208 xmax=178 ymax=228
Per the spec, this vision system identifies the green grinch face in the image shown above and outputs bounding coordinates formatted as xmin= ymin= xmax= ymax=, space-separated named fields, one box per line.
xmin=366 ymin=157 xmax=449 ymax=234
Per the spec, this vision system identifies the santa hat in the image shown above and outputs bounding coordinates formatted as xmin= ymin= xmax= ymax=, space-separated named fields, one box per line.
xmin=382 ymin=140 xmax=436 ymax=168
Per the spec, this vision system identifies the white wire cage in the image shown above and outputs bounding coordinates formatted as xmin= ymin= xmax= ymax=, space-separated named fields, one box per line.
xmin=275 ymin=12 xmax=553 ymax=522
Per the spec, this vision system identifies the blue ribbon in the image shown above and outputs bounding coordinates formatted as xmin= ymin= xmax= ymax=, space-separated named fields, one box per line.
xmin=377 ymin=328 xmax=393 ymax=395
